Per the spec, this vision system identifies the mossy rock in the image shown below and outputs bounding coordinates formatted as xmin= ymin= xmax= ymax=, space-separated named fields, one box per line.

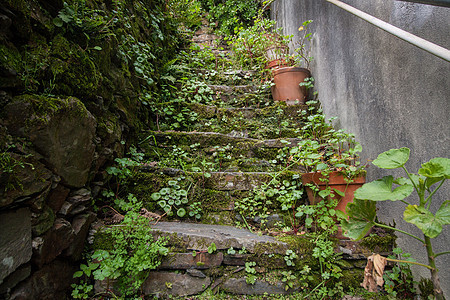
xmin=49 ymin=35 xmax=102 ymax=98
xmin=0 ymin=44 xmax=23 ymax=89
xmin=360 ymin=231 xmax=397 ymax=253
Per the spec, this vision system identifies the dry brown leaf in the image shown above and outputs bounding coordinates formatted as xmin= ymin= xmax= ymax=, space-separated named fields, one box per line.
xmin=140 ymin=208 xmax=162 ymax=224
xmin=111 ymin=213 xmax=124 ymax=224
xmin=361 ymin=253 xmax=387 ymax=292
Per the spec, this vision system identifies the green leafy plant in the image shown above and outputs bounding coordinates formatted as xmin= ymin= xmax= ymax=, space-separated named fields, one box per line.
xmin=281 ymin=270 xmax=296 ymax=291
xmin=105 ymin=146 xmax=144 ymax=196
xmin=200 ymin=0 xmax=263 ymax=36
xmin=289 ymin=20 xmax=314 ymax=69
xmin=245 ymin=261 xmax=257 ymax=285
xmin=71 ymin=262 xmax=99 ymax=299
xmin=151 ymin=177 xmax=191 ymax=218
xmin=342 ymin=147 xmax=449 ymax=300
xmin=227 ymin=247 xmax=236 ymax=255
xmin=188 ymin=201 xmax=203 ymax=220
xmin=207 ymin=242 xmax=217 ymax=254
xmin=73 ymin=194 xmax=169 ymax=297
xmin=235 ymin=173 xmax=303 ymax=232
xmin=284 ymin=249 xmax=298 ymax=267
xmin=383 ymin=248 xmax=416 ymax=299
xmin=295 ymin=198 xmax=341 ymax=233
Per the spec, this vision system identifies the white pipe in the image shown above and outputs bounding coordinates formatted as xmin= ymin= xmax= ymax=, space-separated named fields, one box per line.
xmin=326 ymin=0 xmax=450 ymax=62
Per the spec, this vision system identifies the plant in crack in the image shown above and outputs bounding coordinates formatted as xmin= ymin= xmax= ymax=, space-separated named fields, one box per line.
xmin=72 ymin=194 xmax=168 ymax=298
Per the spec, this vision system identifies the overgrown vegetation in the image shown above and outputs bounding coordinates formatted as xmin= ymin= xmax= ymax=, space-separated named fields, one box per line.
xmin=3 ymin=0 xmax=430 ymax=299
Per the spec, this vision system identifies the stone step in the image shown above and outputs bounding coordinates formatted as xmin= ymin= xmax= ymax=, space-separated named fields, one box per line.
xmin=133 ymin=223 xmax=292 ymax=297
xmin=208 ymin=84 xmax=271 ymax=107
xmin=139 ymin=131 xmax=306 ymax=172
xmin=152 ymin=99 xmax=311 ymax=139
xmin=138 ymin=166 xmax=298 ymax=191
xmin=129 ymin=167 xmax=303 ymax=226
xmin=186 ymin=68 xmax=257 ymax=86
xmin=151 ymin=222 xmax=288 ymax=254
xmin=126 ymin=223 xmax=383 ymax=298
xmin=192 ymin=32 xmax=223 ymax=49
xmin=186 ymin=102 xmax=307 ymax=139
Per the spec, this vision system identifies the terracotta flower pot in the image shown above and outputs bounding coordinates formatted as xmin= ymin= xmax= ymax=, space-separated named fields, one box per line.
xmin=271 ymin=67 xmax=311 ymax=105
xmin=265 ymin=59 xmax=288 ymax=70
xmin=301 ymin=171 xmax=366 ymax=214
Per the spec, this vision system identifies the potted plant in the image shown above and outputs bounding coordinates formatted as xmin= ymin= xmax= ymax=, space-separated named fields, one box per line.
xmin=290 ymin=102 xmax=367 ymax=215
xmin=270 ymin=20 xmax=314 ymax=105
xmin=262 ymin=31 xmax=289 ymax=69
xmin=294 ymin=139 xmax=366 ymax=214
xmin=229 ymin=17 xmax=287 ymax=75
xmin=229 ymin=17 xmax=314 ymax=105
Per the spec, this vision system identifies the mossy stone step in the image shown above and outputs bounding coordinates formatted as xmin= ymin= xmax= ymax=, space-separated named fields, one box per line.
xmin=188 ymin=102 xmax=307 ymax=139
xmin=151 ymin=222 xmax=288 ymax=254
xmin=141 ymin=223 xmax=293 ymax=297
xmin=139 ymin=166 xmax=300 ymax=191
xmin=208 ymin=84 xmax=270 ymax=107
xmin=187 ymin=68 xmax=256 ymax=86
xmin=144 ymin=131 xmax=302 ymax=149
xmin=130 ymin=167 xmax=303 ymax=226
xmin=152 ymin=101 xmax=309 ymax=139
xmin=140 ymin=131 xmax=306 ymax=172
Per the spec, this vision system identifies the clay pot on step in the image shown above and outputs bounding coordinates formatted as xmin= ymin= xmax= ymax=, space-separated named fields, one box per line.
xmin=301 ymin=171 xmax=366 ymax=214
xmin=265 ymin=59 xmax=288 ymax=70
xmin=271 ymin=67 xmax=311 ymax=105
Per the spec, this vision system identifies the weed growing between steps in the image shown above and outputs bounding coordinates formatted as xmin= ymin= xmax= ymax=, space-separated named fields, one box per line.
xmin=72 ymin=195 xmax=169 ymax=298
xmin=71 ymin=146 xmax=171 ymax=298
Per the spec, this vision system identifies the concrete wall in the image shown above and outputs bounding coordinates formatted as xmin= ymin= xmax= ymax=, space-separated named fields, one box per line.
xmin=271 ymin=0 xmax=449 ymax=296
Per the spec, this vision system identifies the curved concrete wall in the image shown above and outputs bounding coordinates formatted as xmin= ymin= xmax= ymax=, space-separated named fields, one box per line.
xmin=272 ymin=0 xmax=449 ymax=296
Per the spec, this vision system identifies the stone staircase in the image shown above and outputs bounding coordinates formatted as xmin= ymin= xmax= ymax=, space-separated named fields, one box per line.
xmin=102 ymin=22 xmax=390 ymax=298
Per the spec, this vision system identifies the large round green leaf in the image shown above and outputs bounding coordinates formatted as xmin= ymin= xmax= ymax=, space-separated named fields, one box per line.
xmin=418 ymin=157 xmax=450 ymax=179
xmin=177 ymin=207 xmax=186 ymax=217
xmin=354 ymin=176 xmax=414 ymax=201
xmin=151 ymin=192 xmax=161 ymax=201
xmin=341 ymin=199 xmax=377 ymax=240
xmin=372 ymin=147 xmax=410 ymax=169
xmin=404 ymin=202 xmax=450 ymax=238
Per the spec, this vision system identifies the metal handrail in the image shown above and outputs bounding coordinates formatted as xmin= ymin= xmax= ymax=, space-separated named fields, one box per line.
xmin=395 ymin=0 xmax=450 ymax=7
xmin=326 ymin=0 xmax=450 ymax=62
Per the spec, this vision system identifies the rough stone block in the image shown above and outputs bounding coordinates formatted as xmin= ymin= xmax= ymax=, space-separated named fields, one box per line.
xmin=221 ymin=277 xmax=289 ymax=295
xmin=3 ymin=96 xmax=97 ymax=188
xmin=159 ymin=252 xmax=223 ymax=270
xmin=152 ymin=222 xmax=288 ymax=254
xmin=64 ymin=211 xmax=97 ymax=260
xmin=9 ymin=259 xmax=76 ymax=300
xmin=0 ymin=208 xmax=32 ymax=284
xmin=143 ymin=271 xmax=211 ymax=297
xmin=31 ymin=205 xmax=55 ymax=236
xmin=0 ymin=154 xmax=52 ymax=208
xmin=32 ymin=218 xmax=75 ymax=268
xmin=58 ymin=188 xmax=91 ymax=216
xmin=0 ymin=264 xmax=31 ymax=295
xmin=47 ymin=184 xmax=70 ymax=213
xmin=223 ymin=254 xmax=250 ymax=266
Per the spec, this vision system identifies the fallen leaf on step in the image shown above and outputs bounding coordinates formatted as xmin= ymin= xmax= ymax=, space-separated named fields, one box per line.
xmin=361 ymin=253 xmax=387 ymax=292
